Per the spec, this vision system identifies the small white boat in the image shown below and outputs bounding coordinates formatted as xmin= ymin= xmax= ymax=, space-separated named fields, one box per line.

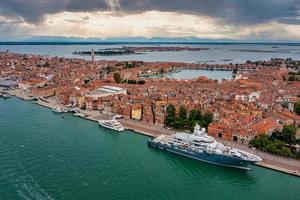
xmin=98 ymin=119 xmax=125 ymax=132
xmin=52 ymin=107 xmax=66 ymax=113
xmin=73 ymin=112 xmax=88 ymax=117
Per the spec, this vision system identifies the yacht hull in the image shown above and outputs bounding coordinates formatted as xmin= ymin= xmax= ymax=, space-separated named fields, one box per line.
xmin=148 ymin=140 xmax=254 ymax=170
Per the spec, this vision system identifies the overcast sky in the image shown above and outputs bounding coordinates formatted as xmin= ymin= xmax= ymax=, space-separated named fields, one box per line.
xmin=0 ymin=0 xmax=299 ymax=41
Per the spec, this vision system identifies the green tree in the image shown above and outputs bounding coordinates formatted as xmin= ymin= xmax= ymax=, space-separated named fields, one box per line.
xmin=166 ymin=104 xmax=176 ymax=118
xmin=203 ymin=112 xmax=213 ymax=126
xmin=113 ymin=72 xmax=122 ymax=83
xmin=294 ymin=102 xmax=300 ymax=115
xmin=179 ymin=105 xmax=187 ymax=120
xmin=189 ymin=109 xmax=201 ymax=121
xmin=267 ymin=143 xmax=278 ymax=154
xmin=272 ymin=125 xmax=297 ymax=145
xmin=250 ymin=134 xmax=269 ymax=150
xmin=282 ymin=125 xmax=297 ymax=144
xmin=172 ymin=119 xmax=185 ymax=129
xmin=165 ymin=104 xmax=176 ymax=126
xmin=281 ymin=147 xmax=292 ymax=157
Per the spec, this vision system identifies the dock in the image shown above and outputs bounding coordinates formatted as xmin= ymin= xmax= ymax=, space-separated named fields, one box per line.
xmin=255 ymin=162 xmax=300 ymax=177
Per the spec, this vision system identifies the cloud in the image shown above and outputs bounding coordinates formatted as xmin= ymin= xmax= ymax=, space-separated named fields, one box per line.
xmin=105 ymin=0 xmax=121 ymax=11
xmin=278 ymin=17 xmax=300 ymax=25
xmin=0 ymin=11 xmax=298 ymax=41
xmin=0 ymin=1 xmax=299 ymax=40
xmin=121 ymin=0 xmax=300 ymax=25
xmin=0 ymin=0 xmax=299 ymax=25
xmin=83 ymin=16 xmax=90 ymax=21
xmin=0 ymin=0 xmax=107 ymax=23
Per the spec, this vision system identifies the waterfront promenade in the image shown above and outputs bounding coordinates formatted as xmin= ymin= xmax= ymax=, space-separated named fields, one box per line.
xmin=4 ymin=88 xmax=300 ymax=177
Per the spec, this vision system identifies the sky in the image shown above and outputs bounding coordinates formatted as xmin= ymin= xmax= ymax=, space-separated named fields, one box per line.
xmin=0 ymin=0 xmax=299 ymax=41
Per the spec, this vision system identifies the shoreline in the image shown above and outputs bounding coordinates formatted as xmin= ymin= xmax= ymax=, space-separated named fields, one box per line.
xmin=3 ymin=89 xmax=300 ymax=177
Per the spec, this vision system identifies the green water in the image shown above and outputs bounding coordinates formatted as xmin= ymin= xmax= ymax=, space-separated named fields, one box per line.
xmin=0 ymin=98 xmax=299 ymax=200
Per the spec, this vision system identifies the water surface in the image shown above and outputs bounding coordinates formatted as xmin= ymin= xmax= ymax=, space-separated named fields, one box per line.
xmin=147 ymin=69 xmax=233 ymax=81
xmin=0 ymin=98 xmax=299 ymax=200
xmin=1 ymin=43 xmax=300 ymax=64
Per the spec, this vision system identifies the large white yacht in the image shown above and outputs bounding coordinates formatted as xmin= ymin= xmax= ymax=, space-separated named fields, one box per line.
xmin=98 ymin=119 xmax=125 ymax=132
xmin=148 ymin=124 xmax=262 ymax=170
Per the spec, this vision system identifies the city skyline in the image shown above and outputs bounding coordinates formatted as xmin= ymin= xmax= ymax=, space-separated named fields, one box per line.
xmin=0 ymin=0 xmax=299 ymax=41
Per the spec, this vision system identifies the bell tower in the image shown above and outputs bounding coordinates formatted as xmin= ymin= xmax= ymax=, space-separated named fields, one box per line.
xmin=91 ymin=49 xmax=95 ymax=64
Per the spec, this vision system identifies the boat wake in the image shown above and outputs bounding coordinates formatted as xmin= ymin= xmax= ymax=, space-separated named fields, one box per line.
xmin=0 ymin=142 xmax=54 ymax=200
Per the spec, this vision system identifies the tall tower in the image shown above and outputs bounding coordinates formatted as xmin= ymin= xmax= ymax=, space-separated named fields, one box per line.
xmin=91 ymin=49 xmax=95 ymax=64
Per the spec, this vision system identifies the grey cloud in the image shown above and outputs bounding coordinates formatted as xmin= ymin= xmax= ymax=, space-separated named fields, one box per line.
xmin=64 ymin=17 xmax=90 ymax=24
xmin=0 ymin=0 xmax=299 ymax=25
xmin=278 ymin=18 xmax=300 ymax=25
xmin=64 ymin=19 xmax=83 ymax=23
xmin=121 ymin=0 xmax=300 ymax=25
xmin=83 ymin=16 xmax=90 ymax=21
xmin=0 ymin=0 xmax=107 ymax=23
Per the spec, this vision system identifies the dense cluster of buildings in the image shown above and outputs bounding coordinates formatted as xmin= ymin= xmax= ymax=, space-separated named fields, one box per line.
xmin=0 ymin=52 xmax=299 ymax=144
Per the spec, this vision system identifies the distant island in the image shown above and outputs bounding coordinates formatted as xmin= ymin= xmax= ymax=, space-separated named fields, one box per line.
xmin=73 ymin=46 xmax=209 ymax=56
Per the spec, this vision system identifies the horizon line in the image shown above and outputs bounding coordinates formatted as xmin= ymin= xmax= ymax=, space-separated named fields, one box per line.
xmin=0 ymin=41 xmax=300 ymax=45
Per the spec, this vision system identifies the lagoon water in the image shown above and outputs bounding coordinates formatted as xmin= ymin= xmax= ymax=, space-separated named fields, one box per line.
xmin=149 ymin=69 xmax=233 ymax=81
xmin=0 ymin=43 xmax=300 ymax=64
xmin=0 ymin=98 xmax=300 ymax=200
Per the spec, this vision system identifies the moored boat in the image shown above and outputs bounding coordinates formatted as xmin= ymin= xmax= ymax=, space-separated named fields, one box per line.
xmin=148 ymin=124 xmax=262 ymax=170
xmin=98 ymin=119 xmax=125 ymax=132
xmin=52 ymin=107 xmax=67 ymax=113
xmin=73 ymin=112 xmax=88 ymax=117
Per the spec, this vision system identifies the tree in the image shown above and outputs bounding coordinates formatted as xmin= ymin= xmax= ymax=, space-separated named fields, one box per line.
xmin=250 ymin=134 xmax=269 ymax=150
xmin=282 ymin=125 xmax=297 ymax=144
xmin=166 ymin=104 xmax=176 ymax=118
xmin=179 ymin=105 xmax=187 ymax=120
xmin=294 ymin=102 xmax=300 ymax=115
xmin=203 ymin=112 xmax=213 ymax=126
xmin=165 ymin=104 xmax=176 ymax=126
xmin=172 ymin=119 xmax=185 ymax=129
xmin=281 ymin=147 xmax=292 ymax=157
xmin=272 ymin=126 xmax=297 ymax=145
xmin=189 ymin=109 xmax=201 ymax=121
xmin=113 ymin=72 xmax=122 ymax=83
xmin=267 ymin=143 xmax=278 ymax=154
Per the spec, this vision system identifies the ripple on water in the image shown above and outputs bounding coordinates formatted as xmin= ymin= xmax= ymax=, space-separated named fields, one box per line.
xmin=0 ymin=142 xmax=54 ymax=200
xmin=1 ymin=98 xmax=300 ymax=200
